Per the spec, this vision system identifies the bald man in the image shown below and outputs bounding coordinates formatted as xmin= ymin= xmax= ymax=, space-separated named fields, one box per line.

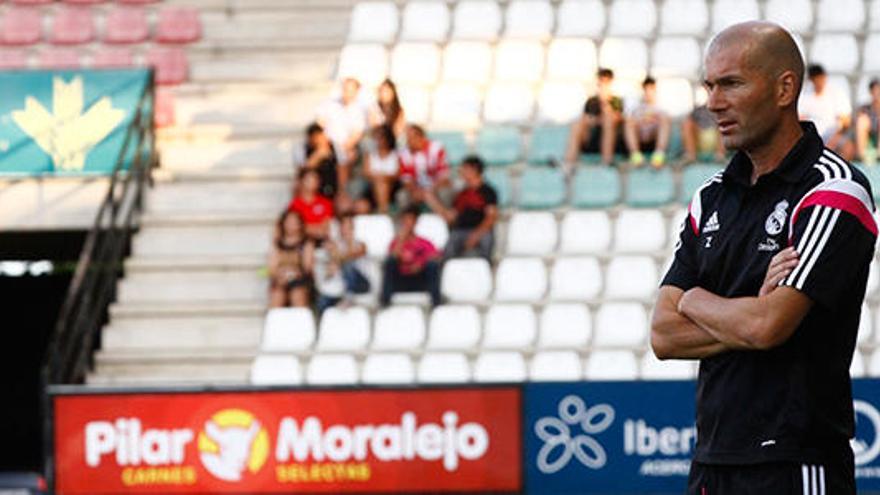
xmin=653 ymin=22 xmax=874 ymax=494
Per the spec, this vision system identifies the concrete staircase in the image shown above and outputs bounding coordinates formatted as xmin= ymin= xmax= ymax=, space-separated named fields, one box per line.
xmin=87 ymin=0 xmax=354 ymax=385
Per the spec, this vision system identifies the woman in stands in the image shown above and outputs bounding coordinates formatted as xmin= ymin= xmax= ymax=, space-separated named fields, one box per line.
xmin=268 ymin=211 xmax=314 ymax=308
xmin=370 ymin=79 xmax=406 ymax=137
xmin=362 ymin=124 xmax=400 ymax=213
xmin=301 ymin=122 xmax=338 ymax=198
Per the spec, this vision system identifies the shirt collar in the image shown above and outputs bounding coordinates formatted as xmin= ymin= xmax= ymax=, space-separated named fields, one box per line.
xmin=722 ymin=121 xmax=824 ymax=187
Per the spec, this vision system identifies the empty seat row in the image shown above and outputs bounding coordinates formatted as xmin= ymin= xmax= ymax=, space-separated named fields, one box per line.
xmin=0 ymin=46 xmax=187 ymax=84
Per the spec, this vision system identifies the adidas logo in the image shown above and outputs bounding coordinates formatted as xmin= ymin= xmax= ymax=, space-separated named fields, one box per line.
xmin=704 ymin=211 xmax=720 ymax=233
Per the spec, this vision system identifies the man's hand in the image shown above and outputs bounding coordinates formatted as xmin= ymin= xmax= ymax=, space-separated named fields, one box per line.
xmin=759 ymin=247 xmax=799 ymax=296
xmin=464 ymin=231 xmax=482 ymax=250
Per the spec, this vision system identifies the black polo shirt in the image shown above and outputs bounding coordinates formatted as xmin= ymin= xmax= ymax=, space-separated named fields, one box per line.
xmin=663 ymin=122 xmax=878 ymax=466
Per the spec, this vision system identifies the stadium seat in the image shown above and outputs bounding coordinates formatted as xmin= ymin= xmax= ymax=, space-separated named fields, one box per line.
xmin=400 ymin=1 xmax=449 ymax=42
xmin=1 ymin=8 xmax=42 ymax=45
xmin=483 ymin=304 xmax=537 ymax=349
xmin=351 ymin=259 xmax=382 ymax=307
xmin=550 ymin=257 xmax=602 ymax=301
xmin=852 ymin=351 xmax=867 ymax=378
xmin=505 ymin=0 xmax=554 ymax=39
xmin=556 ymin=0 xmax=605 ymax=37
xmin=429 ymin=131 xmax=470 ymax=167
xmin=91 ymin=47 xmax=134 ymax=68
xmin=764 ymin=0 xmax=813 ymax=33
xmin=476 ymin=126 xmax=522 ymax=166
xmin=62 ymin=0 xmax=107 ymax=4
xmin=559 ymin=210 xmax=613 ymax=253
xmin=668 ymin=209 xmax=688 ymax=248
xmin=625 ymin=168 xmax=675 ymax=207
xmin=659 ymin=0 xmax=709 ymax=35
xmin=652 ymin=37 xmax=701 ymax=78
xmin=712 ymin=0 xmax=760 ymax=34
xmin=538 ymin=303 xmax=592 ymax=348
xmin=372 ymin=306 xmax=426 ymax=351
xmin=396 ymin=85 xmax=431 ymax=124
xmin=391 ymin=43 xmax=440 ymax=86
xmin=11 ymin=0 xmax=52 ymax=4
xmin=250 ymin=356 xmax=302 ymax=385
xmin=306 ymin=354 xmax=359 ymax=385
xmin=50 ymin=6 xmax=95 ymax=45
xmin=528 ymin=125 xmax=570 ymax=165
xmin=495 ymin=258 xmax=547 ymax=302
xmin=518 ymin=168 xmax=566 ymax=209
xmin=530 ymin=351 xmax=583 ymax=381
xmin=103 ymin=6 xmax=149 ymax=44
xmin=859 ymin=304 xmax=872 ymax=346
xmin=414 ymin=213 xmax=449 ymax=250
xmin=594 ymin=302 xmax=648 ymax=347
xmin=869 ymin=350 xmax=880 ymax=377
xmin=441 ymin=258 xmax=493 ymax=302
xmin=608 ymin=0 xmax=657 ymax=37
xmin=599 ymin=38 xmax=648 ymax=80
xmin=474 ymin=351 xmax=527 ymax=382
xmin=0 ymin=49 xmax=28 ymax=69
xmin=680 ymin=164 xmax=724 ymax=204
xmin=484 ymin=169 xmax=512 ymax=207
xmin=605 ymin=256 xmax=658 ymax=299
xmin=418 ymin=352 xmax=471 ymax=383
xmin=36 ymin=48 xmax=81 ymax=69
xmin=546 ymin=39 xmax=598 ymax=81
xmin=816 ymin=0 xmax=864 ymax=32
xmin=431 ymin=83 xmax=482 ymax=129
xmin=537 ymin=82 xmax=588 ymax=124
xmin=641 ymin=352 xmax=695 ymax=380
xmin=117 ymin=0 xmax=158 ymax=4
xmin=353 ymin=214 xmax=394 ymax=258
xmin=657 ymin=77 xmax=695 ymax=118
xmin=316 ymin=306 xmax=371 ymax=351
xmin=145 ymin=47 xmax=189 ymax=85
xmin=153 ymin=87 xmax=175 ymax=127
xmin=348 ymin=1 xmax=398 ymax=43
xmin=484 ymin=83 xmax=535 ymax=124
xmin=810 ymin=35 xmax=859 ymax=73
xmin=452 ymin=0 xmax=502 ymax=41
xmin=427 ymin=305 xmax=481 ymax=350
xmin=614 ymin=209 xmax=666 ymax=253
xmin=362 ymin=353 xmax=416 ymax=384
xmin=572 ymin=167 xmax=622 ymax=208
xmin=336 ymin=44 xmax=388 ymax=88
xmin=584 ymin=350 xmax=639 ymax=380
xmin=155 ymin=7 xmax=201 ymax=44
xmin=872 ymin=0 xmax=880 ymax=31
xmin=864 ymin=35 xmax=880 ymax=73
xmin=494 ymin=41 xmax=544 ymax=83
xmin=441 ymin=41 xmax=493 ymax=85
xmin=261 ymin=308 xmax=316 ymax=352
xmin=507 ymin=212 xmax=558 ymax=256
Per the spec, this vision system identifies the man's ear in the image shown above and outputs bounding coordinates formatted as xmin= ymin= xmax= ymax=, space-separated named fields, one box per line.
xmin=777 ymin=70 xmax=799 ymax=107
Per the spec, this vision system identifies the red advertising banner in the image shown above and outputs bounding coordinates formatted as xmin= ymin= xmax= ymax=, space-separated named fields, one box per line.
xmin=52 ymin=387 xmax=521 ymax=494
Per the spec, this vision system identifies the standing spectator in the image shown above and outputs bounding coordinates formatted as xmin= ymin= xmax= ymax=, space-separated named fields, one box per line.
xmin=799 ymin=64 xmax=854 ymax=159
xmin=856 ymin=78 xmax=880 ymax=165
xmin=565 ymin=68 xmax=626 ymax=166
xmin=398 ymin=124 xmax=451 ymax=206
xmin=268 ymin=211 xmax=314 ymax=308
xmin=425 ymin=155 xmax=498 ymax=261
xmin=313 ymin=213 xmax=371 ymax=314
xmin=381 ymin=205 xmax=442 ymax=307
xmin=363 ymin=124 xmax=400 ymax=213
xmin=316 ymin=77 xmax=368 ymax=195
xmin=624 ymin=76 xmax=671 ymax=168
xmin=682 ymin=103 xmax=726 ymax=163
xmin=299 ymin=123 xmax=338 ymax=198
xmin=288 ymin=168 xmax=334 ymax=240
xmin=369 ymin=79 xmax=406 ymax=137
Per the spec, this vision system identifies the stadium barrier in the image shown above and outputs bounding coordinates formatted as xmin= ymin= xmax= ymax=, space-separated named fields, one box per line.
xmin=47 ymin=379 xmax=880 ymax=494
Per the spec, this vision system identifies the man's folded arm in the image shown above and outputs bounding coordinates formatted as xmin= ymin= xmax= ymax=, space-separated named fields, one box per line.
xmin=651 ymin=285 xmax=730 ymax=360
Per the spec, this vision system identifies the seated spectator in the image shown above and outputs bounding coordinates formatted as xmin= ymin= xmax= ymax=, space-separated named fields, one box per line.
xmin=624 ymin=76 xmax=671 ymax=168
xmin=381 ymin=205 xmax=442 ymax=307
xmin=565 ymin=68 xmax=626 ymax=166
xmin=363 ymin=124 xmax=400 ymax=213
xmin=799 ymin=64 xmax=854 ymax=159
xmin=288 ymin=168 xmax=334 ymax=240
xmin=682 ymin=103 xmax=726 ymax=163
xmin=398 ymin=124 xmax=452 ymax=206
xmin=300 ymin=122 xmax=337 ymax=198
xmin=369 ymin=79 xmax=406 ymax=137
xmin=313 ymin=213 xmax=371 ymax=314
xmin=316 ymin=77 xmax=368 ymax=195
xmin=856 ymin=78 xmax=880 ymax=165
xmin=424 ymin=155 xmax=498 ymax=261
xmin=268 ymin=211 xmax=314 ymax=308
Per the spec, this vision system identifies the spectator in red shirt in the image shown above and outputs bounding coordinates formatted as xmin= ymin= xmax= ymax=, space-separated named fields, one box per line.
xmin=398 ymin=124 xmax=451 ymax=207
xmin=288 ymin=168 xmax=334 ymax=240
xmin=380 ymin=205 xmax=442 ymax=307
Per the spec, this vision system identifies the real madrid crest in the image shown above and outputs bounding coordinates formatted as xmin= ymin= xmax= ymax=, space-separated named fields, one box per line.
xmin=765 ymin=200 xmax=789 ymax=235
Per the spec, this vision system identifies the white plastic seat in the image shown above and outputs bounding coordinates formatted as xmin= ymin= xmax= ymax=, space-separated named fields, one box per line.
xmin=614 ymin=209 xmax=666 ymax=253
xmin=669 ymin=209 xmax=688 ymax=248
xmin=484 ymin=84 xmax=535 ymax=123
xmin=505 ymin=0 xmax=554 ymax=39
xmin=556 ymin=0 xmax=606 ymax=37
xmin=427 ymin=304 xmax=482 ymax=350
xmin=871 ymin=0 xmax=880 ymax=31
xmin=474 ymin=351 xmax=527 ymax=382
xmin=306 ymin=354 xmax=359 ymax=385
xmin=418 ymin=352 xmax=471 ymax=383
xmin=537 ymin=82 xmax=588 ymax=123
xmin=415 ymin=213 xmax=449 ymax=250
xmin=362 ymin=353 xmax=415 ymax=384
xmin=431 ymin=83 xmax=482 ymax=129
xmin=608 ymin=0 xmax=657 ymax=37
xmin=351 ymin=259 xmax=383 ymax=307
xmin=605 ymin=256 xmax=658 ymax=299
xmin=391 ymin=43 xmax=440 ymax=86
xmin=261 ymin=308 xmax=316 ymax=352
xmin=594 ymin=302 xmax=649 ymax=348
xmin=441 ymin=41 xmax=493 ymax=85
xmin=869 ymin=349 xmax=880 ymax=377
xmin=816 ymin=0 xmax=864 ymax=32
xmin=859 ymin=304 xmax=872 ymax=346
xmin=810 ymin=35 xmax=859 ymax=73
xmin=483 ymin=304 xmax=537 ymax=349
xmin=354 ymin=214 xmax=394 ymax=258
xmin=317 ymin=306 xmax=371 ymax=351
xmin=652 ymin=37 xmax=701 ymax=78
xmin=336 ymin=44 xmax=388 ymax=88
xmin=441 ymin=258 xmax=493 ymax=302
xmin=764 ymin=0 xmax=813 ymax=33
xmin=372 ymin=306 xmax=426 ymax=350
xmin=250 ymin=355 xmax=302 ymax=385
xmin=452 ymin=0 xmax=502 ymax=40
xmin=494 ymin=41 xmax=544 ymax=82
xmin=584 ymin=350 xmax=639 ymax=380
xmin=711 ymin=0 xmax=760 ymax=34
xmin=397 ymin=85 xmax=431 ymax=124
xmin=348 ymin=2 xmax=398 ymax=43
xmin=550 ymin=257 xmax=602 ymax=301
xmin=507 ymin=212 xmax=558 ymax=255
xmin=495 ymin=257 xmax=548 ymax=302
xmin=660 ymin=0 xmax=709 ymax=35
xmin=538 ymin=303 xmax=592 ymax=349
xmin=400 ymin=1 xmax=450 ymax=42
xmin=530 ymin=351 xmax=582 ymax=381
xmin=640 ymin=352 xmax=695 ymax=380
xmin=852 ymin=351 xmax=867 ymax=378
xmin=560 ymin=211 xmax=612 ymax=254
xmin=599 ymin=38 xmax=648 ymax=80
xmin=657 ymin=77 xmax=695 ymax=118
xmin=864 ymin=35 xmax=880 ymax=73
xmin=546 ymin=39 xmax=598 ymax=81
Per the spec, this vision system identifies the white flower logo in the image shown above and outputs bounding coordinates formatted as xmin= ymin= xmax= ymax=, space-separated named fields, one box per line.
xmin=535 ymin=395 xmax=615 ymax=474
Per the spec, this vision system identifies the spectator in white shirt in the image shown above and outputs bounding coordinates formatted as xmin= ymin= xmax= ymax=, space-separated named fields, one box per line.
xmin=799 ymin=64 xmax=854 ymax=160
xmin=316 ymin=77 xmax=369 ymax=197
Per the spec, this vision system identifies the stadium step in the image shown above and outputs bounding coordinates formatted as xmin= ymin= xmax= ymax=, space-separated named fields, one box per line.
xmin=189 ymin=53 xmax=337 ymax=83
xmin=124 ymin=255 xmax=265 ymax=273
xmin=101 ymin=316 xmax=264 ymax=351
xmin=89 ymin=353 xmax=254 ymax=385
xmin=157 ymin=139 xmax=294 ymax=172
xmin=131 ymin=223 xmax=272 ymax=257
xmin=171 ymin=86 xmax=326 ymax=129
xmin=109 ymin=301 xmax=266 ymax=320
xmin=144 ymin=178 xmax=290 ymax=215
xmin=117 ymin=269 xmax=267 ymax=304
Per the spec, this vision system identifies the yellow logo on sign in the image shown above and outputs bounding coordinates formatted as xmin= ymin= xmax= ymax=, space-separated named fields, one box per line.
xmin=197 ymin=409 xmax=270 ymax=482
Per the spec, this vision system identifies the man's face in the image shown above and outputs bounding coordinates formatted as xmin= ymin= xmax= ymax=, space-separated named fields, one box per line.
xmin=341 ymin=80 xmax=360 ymax=104
xmin=459 ymin=164 xmax=479 ymax=185
xmin=597 ymin=75 xmax=613 ymax=97
xmin=871 ymin=84 xmax=880 ymax=101
xmin=643 ymin=83 xmax=657 ymax=104
xmin=399 ymin=214 xmax=416 ymax=234
xmin=407 ymin=128 xmax=424 ymax=150
xmin=704 ymin=45 xmax=780 ymax=152
xmin=810 ymin=74 xmax=827 ymax=94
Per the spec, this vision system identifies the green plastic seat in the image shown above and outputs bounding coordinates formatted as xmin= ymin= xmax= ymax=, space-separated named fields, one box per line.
xmin=625 ymin=167 xmax=675 ymax=207
xmin=571 ymin=166 xmax=621 ymax=208
xmin=476 ymin=126 xmax=522 ymax=166
xmin=667 ymin=125 xmax=683 ymax=160
xmin=679 ymin=164 xmax=724 ymax=204
xmin=579 ymin=152 xmax=625 ymax=165
xmin=518 ymin=168 xmax=566 ymax=209
xmin=484 ymin=168 xmax=512 ymax=208
xmin=527 ymin=125 xmax=569 ymax=165
xmin=858 ymin=163 xmax=880 ymax=203
xmin=429 ymin=131 xmax=470 ymax=167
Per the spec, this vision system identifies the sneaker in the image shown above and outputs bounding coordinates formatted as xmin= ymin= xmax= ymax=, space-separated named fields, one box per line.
xmin=650 ymin=150 xmax=666 ymax=168
xmin=629 ymin=151 xmax=645 ymax=166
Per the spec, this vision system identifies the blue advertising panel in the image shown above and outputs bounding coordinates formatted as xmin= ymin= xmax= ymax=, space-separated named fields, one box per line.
xmin=0 ymin=69 xmax=149 ymax=176
xmin=853 ymin=379 xmax=880 ymax=491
